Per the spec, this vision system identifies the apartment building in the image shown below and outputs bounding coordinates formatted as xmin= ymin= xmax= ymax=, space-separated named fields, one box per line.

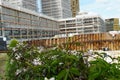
xmin=4 ymin=0 xmax=38 ymax=11
xmin=41 ymin=0 xmax=72 ymax=19
xmin=105 ymin=18 xmax=120 ymax=32
xmin=0 ymin=0 xmax=59 ymax=41
xmin=71 ymin=0 xmax=79 ymax=17
xmin=59 ymin=12 xmax=105 ymax=34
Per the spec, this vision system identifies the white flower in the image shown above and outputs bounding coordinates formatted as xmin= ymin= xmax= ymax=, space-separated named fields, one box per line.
xmin=49 ymin=77 xmax=55 ymax=80
xmin=44 ymin=77 xmax=48 ymax=80
xmin=32 ymin=58 xmax=41 ymax=65
xmin=71 ymin=50 xmax=78 ymax=55
xmin=44 ymin=77 xmax=55 ymax=80
xmin=51 ymin=55 xmax=58 ymax=59
xmin=15 ymin=69 xmax=22 ymax=75
xmin=15 ymin=54 xmax=21 ymax=60
xmin=59 ymin=62 xmax=63 ymax=65
xmin=12 ymin=48 xmax=16 ymax=51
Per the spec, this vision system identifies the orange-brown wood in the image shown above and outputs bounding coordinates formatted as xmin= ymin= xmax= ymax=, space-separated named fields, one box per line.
xmin=26 ymin=32 xmax=120 ymax=51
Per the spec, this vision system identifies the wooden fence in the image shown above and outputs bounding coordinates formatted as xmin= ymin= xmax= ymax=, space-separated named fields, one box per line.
xmin=26 ymin=32 xmax=120 ymax=51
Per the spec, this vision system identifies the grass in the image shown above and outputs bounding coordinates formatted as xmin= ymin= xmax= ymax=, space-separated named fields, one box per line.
xmin=0 ymin=53 xmax=7 ymax=79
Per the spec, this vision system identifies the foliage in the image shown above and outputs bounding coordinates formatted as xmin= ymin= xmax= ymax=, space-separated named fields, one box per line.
xmin=88 ymin=52 xmax=120 ymax=80
xmin=6 ymin=39 xmax=88 ymax=80
xmin=6 ymin=39 xmax=120 ymax=80
xmin=8 ymin=39 xmax=18 ymax=48
xmin=6 ymin=39 xmax=40 ymax=80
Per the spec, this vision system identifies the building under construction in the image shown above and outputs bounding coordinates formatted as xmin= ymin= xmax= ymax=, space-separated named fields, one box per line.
xmin=0 ymin=0 xmax=59 ymax=41
xmin=59 ymin=12 xmax=105 ymax=35
xmin=71 ymin=0 xmax=79 ymax=17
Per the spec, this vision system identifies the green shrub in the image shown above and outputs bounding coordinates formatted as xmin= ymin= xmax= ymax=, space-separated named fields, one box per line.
xmin=88 ymin=52 xmax=120 ymax=80
xmin=6 ymin=39 xmax=120 ymax=80
xmin=6 ymin=40 xmax=88 ymax=80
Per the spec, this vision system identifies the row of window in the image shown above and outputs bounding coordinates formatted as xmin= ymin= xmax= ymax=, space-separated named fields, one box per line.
xmin=0 ymin=7 xmax=60 ymax=40
xmin=1 ymin=14 xmax=58 ymax=28
xmin=0 ymin=28 xmax=59 ymax=39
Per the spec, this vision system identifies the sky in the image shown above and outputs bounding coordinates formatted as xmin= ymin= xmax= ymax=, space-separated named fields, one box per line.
xmin=37 ymin=0 xmax=41 ymax=12
xmin=37 ymin=0 xmax=120 ymax=19
xmin=80 ymin=0 xmax=120 ymax=19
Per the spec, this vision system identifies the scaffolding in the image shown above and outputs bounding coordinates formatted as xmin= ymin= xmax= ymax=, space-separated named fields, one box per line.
xmin=71 ymin=0 xmax=79 ymax=17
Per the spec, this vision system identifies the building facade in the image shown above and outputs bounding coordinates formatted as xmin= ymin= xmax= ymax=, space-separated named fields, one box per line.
xmin=0 ymin=0 xmax=107 ymax=42
xmin=71 ymin=0 xmax=79 ymax=17
xmin=41 ymin=0 xmax=72 ymax=19
xmin=4 ymin=0 xmax=38 ymax=11
xmin=59 ymin=12 xmax=105 ymax=35
xmin=105 ymin=18 xmax=120 ymax=32
xmin=0 ymin=0 xmax=59 ymax=41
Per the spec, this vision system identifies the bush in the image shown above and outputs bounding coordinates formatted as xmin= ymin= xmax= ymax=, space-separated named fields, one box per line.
xmin=6 ymin=39 xmax=88 ymax=80
xmin=6 ymin=39 xmax=120 ymax=80
xmin=88 ymin=53 xmax=120 ymax=80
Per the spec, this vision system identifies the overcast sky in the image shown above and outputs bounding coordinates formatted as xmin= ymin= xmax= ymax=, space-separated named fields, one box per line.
xmin=80 ymin=0 xmax=120 ymax=19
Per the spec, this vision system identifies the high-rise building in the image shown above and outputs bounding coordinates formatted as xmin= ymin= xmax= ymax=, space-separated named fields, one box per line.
xmin=4 ymin=0 xmax=37 ymax=11
xmin=41 ymin=0 xmax=72 ymax=19
xmin=71 ymin=0 xmax=79 ymax=17
xmin=105 ymin=18 xmax=120 ymax=32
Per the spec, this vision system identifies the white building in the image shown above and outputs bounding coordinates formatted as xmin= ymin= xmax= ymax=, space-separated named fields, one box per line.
xmin=4 ymin=0 xmax=38 ymax=11
xmin=0 ymin=0 xmax=59 ymax=41
xmin=41 ymin=0 xmax=72 ymax=19
xmin=59 ymin=12 xmax=105 ymax=34
xmin=0 ymin=0 xmax=106 ymax=41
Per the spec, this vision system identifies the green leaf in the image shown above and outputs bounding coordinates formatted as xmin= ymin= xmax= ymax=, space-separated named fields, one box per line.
xmin=70 ymin=68 xmax=80 ymax=76
xmin=57 ymin=70 xmax=66 ymax=80
xmin=9 ymin=39 xmax=18 ymax=48
xmin=57 ymin=69 xmax=69 ymax=80
xmin=64 ymin=69 xmax=69 ymax=80
xmin=51 ymin=60 xmax=58 ymax=66
xmin=88 ymin=72 xmax=99 ymax=80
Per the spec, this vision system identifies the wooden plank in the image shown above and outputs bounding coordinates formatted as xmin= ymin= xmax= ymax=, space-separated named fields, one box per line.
xmin=24 ymin=33 xmax=120 ymax=51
